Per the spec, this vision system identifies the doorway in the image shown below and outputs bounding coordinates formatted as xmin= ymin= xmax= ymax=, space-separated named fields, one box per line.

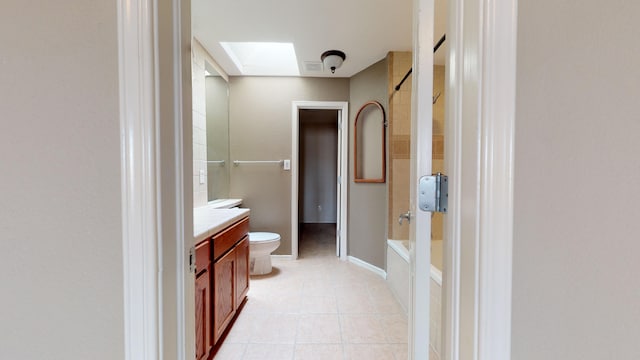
xmin=298 ymin=109 xmax=340 ymax=258
xmin=291 ymin=102 xmax=348 ymax=260
xmin=118 ymin=0 xmax=519 ymax=357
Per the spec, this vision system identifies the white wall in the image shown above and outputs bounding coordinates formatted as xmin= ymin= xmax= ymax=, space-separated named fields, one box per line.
xmin=0 ymin=1 xmax=124 ymax=358
xmin=512 ymin=1 xmax=640 ymax=358
xmin=299 ymin=110 xmax=338 ymax=223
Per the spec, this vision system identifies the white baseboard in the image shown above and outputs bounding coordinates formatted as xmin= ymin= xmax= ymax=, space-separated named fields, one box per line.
xmin=348 ymin=256 xmax=387 ymax=279
xmin=271 ymin=255 xmax=294 ymax=261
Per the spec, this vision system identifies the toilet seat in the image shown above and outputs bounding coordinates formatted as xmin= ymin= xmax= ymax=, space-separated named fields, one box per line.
xmin=249 ymin=232 xmax=280 ymax=243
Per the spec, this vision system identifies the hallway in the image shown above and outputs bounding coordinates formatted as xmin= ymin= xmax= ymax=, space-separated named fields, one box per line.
xmin=213 ymin=224 xmax=408 ymax=359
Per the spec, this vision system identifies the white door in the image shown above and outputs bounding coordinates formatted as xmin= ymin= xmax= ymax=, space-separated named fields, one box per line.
xmin=336 ymin=110 xmax=342 ymax=257
xmin=410 ymin=0 xmax=435 ymax=358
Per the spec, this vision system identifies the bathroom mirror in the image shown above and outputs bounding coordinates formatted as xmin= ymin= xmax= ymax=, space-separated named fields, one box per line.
xmin=354 ymin=101 xmax=387 ymax=183
xmin=205 ymin=62 xmax=230 ymax=201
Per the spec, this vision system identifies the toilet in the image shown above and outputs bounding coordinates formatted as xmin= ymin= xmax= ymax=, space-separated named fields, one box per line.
xmin=248 ymin=232 xmax=281 ymax=275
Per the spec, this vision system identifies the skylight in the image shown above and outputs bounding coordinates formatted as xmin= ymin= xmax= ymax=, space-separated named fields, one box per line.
xmin=220 ymin=42 xmax=300 ymax=76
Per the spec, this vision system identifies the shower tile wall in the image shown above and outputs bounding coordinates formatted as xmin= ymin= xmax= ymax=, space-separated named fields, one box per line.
xmin=192 ymin=43 xmax=208 ymax=207
xmin=387 ymin=52 xmax=445 ymax=241
xmin=388 ymin=52 xmax=412 ymax=241
xmin=431 ymin=65 xmax=445 ymax=241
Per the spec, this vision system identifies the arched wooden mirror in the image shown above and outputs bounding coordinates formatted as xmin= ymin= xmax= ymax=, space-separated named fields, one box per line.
xmin=354 ymin=101 xmax=386 ymax=183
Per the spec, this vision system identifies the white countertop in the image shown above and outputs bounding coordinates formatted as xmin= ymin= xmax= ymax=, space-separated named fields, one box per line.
xmin=193 ymin=205 xmax=250 ymax=244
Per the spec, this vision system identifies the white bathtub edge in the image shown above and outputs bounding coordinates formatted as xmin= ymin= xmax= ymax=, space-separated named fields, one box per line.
xmin=430 ymin=264 xmax=442 ymax=286
xmin=348 ymin=256 xmax=387 ymax=279
xmin=387 ymin=239 xmax=443 ymax=286
xmin=387 ymin=239 xmax=410 ymax=263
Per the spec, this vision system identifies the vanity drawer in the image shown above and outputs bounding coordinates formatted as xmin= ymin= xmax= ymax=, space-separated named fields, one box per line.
xmin=213 ymin=217 xmax=249 ymax=261
xmin=195 ymin=240 xmax=210 ymax=275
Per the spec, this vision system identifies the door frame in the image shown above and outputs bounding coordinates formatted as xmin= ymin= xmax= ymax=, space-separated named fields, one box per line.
xmin=442 ymin=0 xmax=517 ymax=358
xmin=117 ymin=0 xmax=193 ymax=359
xmin=410 ymin=1 xmax=435 ymax=359
xmin=117 ymin=0 xmax=517 ymax=358
xmin=291 ymin=101 xmax=349 ymax=260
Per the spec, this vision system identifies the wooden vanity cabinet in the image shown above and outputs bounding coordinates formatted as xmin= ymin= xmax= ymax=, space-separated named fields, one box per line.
xmin=211 ymin=217 xmax=250 ymax=347
xmin=234 ymin=237 xmax=250 ymax=305
xmin=212 ymin=247 xmax=236 ymax=343
xmin=194 ymin=241 xmax=211 ymax=360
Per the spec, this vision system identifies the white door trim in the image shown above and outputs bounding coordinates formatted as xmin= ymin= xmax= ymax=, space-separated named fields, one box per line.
xmin=117 ymin=0 xmax=160 ymax=358
xmin=291 ymin=101 xmax=349 ymax=260
xmin=118 ymin=0 xmax=192 ymax=359
xmin=410 ymin=1 xmax=434 ymax=359
xmin=444 ymin=0 xmax=517 ymax=358
xmin=476 ymin=0 xmax=517 ymax=358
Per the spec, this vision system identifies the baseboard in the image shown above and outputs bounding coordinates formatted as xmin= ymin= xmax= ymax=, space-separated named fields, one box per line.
xmin=348 ymin=256 xmax=387 ymax=279
xmin=270 ymin=255 xmax=294 ymax=261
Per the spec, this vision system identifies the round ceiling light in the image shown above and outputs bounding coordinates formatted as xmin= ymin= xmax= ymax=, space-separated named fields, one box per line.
xmin=321 ymin=50 xmax=346 ymax=74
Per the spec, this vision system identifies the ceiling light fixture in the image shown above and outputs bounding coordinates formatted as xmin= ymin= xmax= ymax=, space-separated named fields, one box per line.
xmin=321 ymin=50 xmax=346 ymax=74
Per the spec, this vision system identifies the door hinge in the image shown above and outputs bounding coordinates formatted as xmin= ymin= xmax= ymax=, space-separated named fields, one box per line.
xmin=189 ymin=246 xmax=196 ymax=273
xmin=419 ymin=173 xmax=448 ymax=213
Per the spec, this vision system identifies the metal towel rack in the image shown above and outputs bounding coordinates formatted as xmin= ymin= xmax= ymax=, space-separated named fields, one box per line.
xmin=207 ymin=160 xmax=226 ymax=165
xmin=233 ymin=160 xmax=283 ymax=166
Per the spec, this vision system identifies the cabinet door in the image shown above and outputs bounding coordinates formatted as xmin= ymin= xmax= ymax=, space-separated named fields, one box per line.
xmin=195 ymin=270 xmax=211 ymax=360
xmin=235 ymin=236 xmax=250 ymax=306
xmin=213 ymin=249 xmax=236 ymax=344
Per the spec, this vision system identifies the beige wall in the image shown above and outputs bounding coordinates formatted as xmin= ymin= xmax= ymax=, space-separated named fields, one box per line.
xmin=349 ymin=59 xmax=389 ymax=268
xmin=228 ymin=77 xmax=349 ymax=255
xmin=512 ymin=1 xmax=640 ymax=358
xmin=0 ymin=1 xmax=124 ymax=358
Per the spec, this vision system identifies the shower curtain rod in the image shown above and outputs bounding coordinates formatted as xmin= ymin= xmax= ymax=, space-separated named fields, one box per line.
xmin=394 ymin=34 xmax=446 ymax=91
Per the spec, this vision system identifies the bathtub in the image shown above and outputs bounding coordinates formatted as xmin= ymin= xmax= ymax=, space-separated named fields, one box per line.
xmin=387 ymin=239 xmax=443 ymax=359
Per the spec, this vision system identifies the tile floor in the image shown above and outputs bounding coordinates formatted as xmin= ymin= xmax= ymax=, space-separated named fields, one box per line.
xmin=212 ymin=224 xmax=409 ymax=360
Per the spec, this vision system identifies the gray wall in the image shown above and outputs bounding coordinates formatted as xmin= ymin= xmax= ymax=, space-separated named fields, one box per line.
xmin=0 ymin=1 xmax=124 ymax=358
xmin=348 ymin=58 xmax=389 ymax=269
xmin=299 ymin=110 xmax=338 ymax=223
xmin=512 ymin=1 xmax=640 ymax=358
xmin=228 ymin=77 xmax=349 ymax=255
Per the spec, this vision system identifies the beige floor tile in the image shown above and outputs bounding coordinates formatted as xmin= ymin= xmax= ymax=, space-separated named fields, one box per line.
xmin=296 ymin=314 xmax=342 ymax=343
xmin=340 ymin=315 xmax=387 ymax=343
xmin=211 ymin=342 xmax=245 ymax=360
xmin=370 ymin=293 xmax=405 ymax=314
xmin=242 ymin=343 xmax=294 ymax=360
xmin=243 ymin=294 xmax=302 ymax=314
xmin=337 ymin=292 xmax=377 ymax=314
xmin=294 ymin=344 xmax=345 ymax=360
xmin=222 ymin=310 xmax=255 ymax=343
xmin=299 ymin=296 xmax=338 ymax=314
xmin=379 ymin=314 xmax=409 ymax=343
xmin=344 ymin=344 xmax=396 ymax=360
xmin=249 ymin=313 xmax=299 ymax=344
xmin=213 ymin=224 xmax=410 ymax=355
xmin=302 ymin=279 xmax=337 ymax=297
xmin=390 ymin=343 xmax=409 ymax=360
